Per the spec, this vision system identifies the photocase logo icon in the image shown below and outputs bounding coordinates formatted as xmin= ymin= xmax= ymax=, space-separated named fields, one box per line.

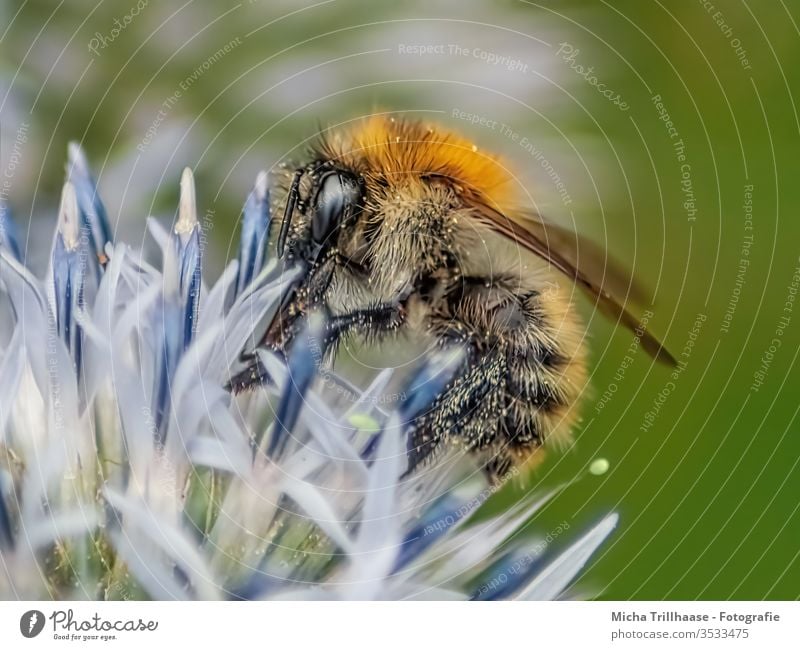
xmin=20 ymin=610 xmax=45 ymax=638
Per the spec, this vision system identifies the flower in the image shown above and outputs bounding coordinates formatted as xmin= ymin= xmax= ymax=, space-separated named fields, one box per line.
xmin=0 ymin=145 xmax=616 ymax=600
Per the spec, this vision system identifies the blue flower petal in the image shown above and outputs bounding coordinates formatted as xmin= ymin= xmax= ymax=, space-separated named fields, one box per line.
xmin=152 ymin=297 xmax=184 ymax=445
xmin=0 ymin=203 xmax=22 ymax=261
xmin=265 ymin=310 xmax=326 ymax=458
xmin=67 ymin=142 xmax=112 ymax=273
xmin=177 ymin=227 xmax=201 ymax=349
xmin=52 ymin=182 xmax=86 ymax=374
xmin=229 ymin=573 xmax=289 ymax=601
xmin=151 ymin=169 xmax=203 ymax=444
xmin=0 ymin=474 xmax=13 ymax=550
xmin=174 ymin=168 xmax=202 ymax=350
xmin=399 ymin=347 xmax=464 ymax=424
xmin=391 ymin=491 xmax=471 ymax=573
xmin=234 ymin=171 xmax=270 ymax=299
xmin=361 ymin=348 xmax=463 ymax=465
xmin=471 ymin=548 xmax=541 ymax=601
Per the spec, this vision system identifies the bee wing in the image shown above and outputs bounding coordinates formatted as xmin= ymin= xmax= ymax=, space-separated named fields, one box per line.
xmin=516 ymin=210 xmax=650 ymax=306
xmin=473 ymin=203 xmax=676 ymax=366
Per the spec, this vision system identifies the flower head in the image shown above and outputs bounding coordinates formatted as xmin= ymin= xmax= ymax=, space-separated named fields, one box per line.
xmin=0 ymin=146 xmax=616 ymax=600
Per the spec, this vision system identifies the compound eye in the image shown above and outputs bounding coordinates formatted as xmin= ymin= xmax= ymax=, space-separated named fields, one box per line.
xmin=312 ymin=171 xmax=361 ymax=244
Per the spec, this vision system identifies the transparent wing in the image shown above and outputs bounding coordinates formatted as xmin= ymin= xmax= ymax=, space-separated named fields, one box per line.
xmin=473 ymin=203 xmax=675 ymax=366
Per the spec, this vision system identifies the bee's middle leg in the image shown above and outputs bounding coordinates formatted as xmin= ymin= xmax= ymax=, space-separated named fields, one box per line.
xmin=228 ymin=299 xmax=408 ymax=392
xmin=323 ymin=300 xmax=407 ymax=348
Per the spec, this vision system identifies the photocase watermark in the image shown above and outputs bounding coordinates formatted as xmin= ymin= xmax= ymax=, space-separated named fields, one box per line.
xmin=45 ymin=609 xmax=158 ymax=642
xmin=21 ymin=607 xmax=159 ymax=640
xmin=137 ymin=36 xmax=242 ymax=152
xmin=698 ymin=1 xmax=752 ymax=70
xmin=555 ymin=43 xmax=629 ymax=111
xmin=87 ymin=0 xmax=149 ymax=57
xmin=397 ymin=43 xmax=529 ymax=73
xmin=720 ymin=184 xmax=754 ymax=334
xmin=750 ymin=257 xmax=800 ymax=392
xmin=595 ymin=310 xmax=654 ymax=414
xmin=652 ymin=94 xmax=696 ymax=223
xmin=639 ymin=313 xmax=706 ymax=433
xmin=451 ymin=108 xmax=573 ymax=207
xmin=20 ymin=610 xmax=45 ymax=638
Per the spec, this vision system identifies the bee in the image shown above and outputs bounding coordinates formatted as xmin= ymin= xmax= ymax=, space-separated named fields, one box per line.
xmin=232 ymin=115 xmax=674 ymax=481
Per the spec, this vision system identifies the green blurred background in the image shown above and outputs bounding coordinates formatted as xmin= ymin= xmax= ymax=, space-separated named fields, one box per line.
xmin=1 ymin=0 xmax=798 ymax=599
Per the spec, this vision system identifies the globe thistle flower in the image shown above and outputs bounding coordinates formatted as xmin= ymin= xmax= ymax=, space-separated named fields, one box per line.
xmin=0 ymin=146 xmax=616 ymax=600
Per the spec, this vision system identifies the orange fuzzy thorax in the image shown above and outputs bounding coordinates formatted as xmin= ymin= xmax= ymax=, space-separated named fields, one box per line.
xmin=315 ymin=115 xmax=520 ymax=212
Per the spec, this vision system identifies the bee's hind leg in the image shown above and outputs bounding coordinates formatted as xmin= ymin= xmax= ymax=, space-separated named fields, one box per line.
xmin=409 ymin=274 xmax=587 ymax=483
xmin=404 ymin=340 xmax=509 ymax=480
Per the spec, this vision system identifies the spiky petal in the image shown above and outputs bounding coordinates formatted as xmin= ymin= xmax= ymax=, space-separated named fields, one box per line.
xmin=234 ymin=170 xmax=271 ymax=300
xmin=66 ymin=142 xmax=112 ymax=271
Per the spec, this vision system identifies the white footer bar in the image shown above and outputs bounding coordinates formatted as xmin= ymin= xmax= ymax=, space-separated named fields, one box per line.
xmin=1 ymin=601 xmax=796 ymax=649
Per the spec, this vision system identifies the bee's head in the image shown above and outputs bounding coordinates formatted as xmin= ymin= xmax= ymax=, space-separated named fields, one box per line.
xmin=277 ymin=164 xmax=363 ymax=261
xmin=264 ymin=164 xmax=364 ymax=349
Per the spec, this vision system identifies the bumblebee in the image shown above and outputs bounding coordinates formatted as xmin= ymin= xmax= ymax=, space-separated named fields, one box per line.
xmin=233 ymin=115 xmax=673 ymax=481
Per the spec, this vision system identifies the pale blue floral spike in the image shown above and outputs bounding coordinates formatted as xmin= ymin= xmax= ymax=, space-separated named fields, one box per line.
xmin=52 ymin=182 xmax=85 ymax=374
xmin=235 ymin=170 xmax=270 ymax=299
xmin=175 ymin=167 xmax=202 ymax=349
xmin=514 ymin=514 xmax=620 ymax=600
xmin=399 ymin=347 xmax=464 ymax=423
xmin=391 ymin=491 xmax=472 ymax=572
xmin=151 ymin=169 xmax=202 ymax=443
xmin=0 ymin=203 xmax=22 ymax=261
xmin=266 ymin=310 xmax=326 ymax=458
xmin=474 ymin=513 xmax=619 ymax=600
xmin=0 ymin=474 xmax=13 ymax=550
xmin=151 ymin=292 xmax=183 ymax=445
xmin=363 ymin=347 xmax=463 ymax=463
xmin=66 ymin=142 xmax=112 ymax=270
xmin=472 ymin=548 xmax=543 ymax=601
xmin=177 ymin=227 xmax=201 ymax=349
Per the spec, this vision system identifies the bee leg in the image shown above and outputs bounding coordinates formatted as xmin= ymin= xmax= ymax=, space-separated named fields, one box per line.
xmin=323 ymin=300 xmax=407 ymax=347
xmin=228 ymin=294 xmax=408 ymax=394
xmin=412 ymin=275 xmax=586 ymax=482
xmin=404 ymin=338 xmax=538 ymax=483
xmin=406 ymin=418 xmax=446 ymax=476
xmin=404 ymin=339 xmax=503 ymax=478
xmin=227 ymin=352 xmax=272 ymax=393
